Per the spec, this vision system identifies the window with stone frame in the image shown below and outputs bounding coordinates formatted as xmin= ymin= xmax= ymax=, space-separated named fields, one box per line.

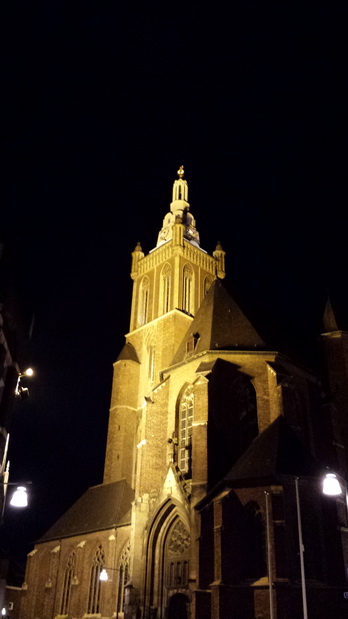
xmin=60 ymin=550 xmax=76 ymax=615
xmin=160 ymin=263 xmax=171 ymax=315
xmin=182 ymin=265 xmax=193 ymax=315
xmin=166 ymin=520 xmax=190 ymax=589
xmin=117 ymin=541 xmax=130 ymax=617
xmin=87 ymin=545 xmax=105 ymax=615
xmin=178 ymin=386 xmax=194 ymax=475
xmin=139 ymin=276 xmax=150 ymax=326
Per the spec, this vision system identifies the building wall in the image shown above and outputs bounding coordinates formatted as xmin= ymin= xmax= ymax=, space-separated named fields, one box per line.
xmin=20 ymin=525 xmax=131 ymax=619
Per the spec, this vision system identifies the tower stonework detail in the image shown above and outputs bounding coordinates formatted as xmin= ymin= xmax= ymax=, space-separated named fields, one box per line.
xmin=20 ymin=170 xmax=348 ymax=619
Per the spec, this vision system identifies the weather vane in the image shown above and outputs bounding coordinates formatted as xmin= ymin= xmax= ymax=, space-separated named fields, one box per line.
xmin=177 ymin=165 xmax=184 ymax=179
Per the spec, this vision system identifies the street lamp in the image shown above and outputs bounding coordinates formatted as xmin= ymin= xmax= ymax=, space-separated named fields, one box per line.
xmin=15 ymin=367 xmax=34 ymax=399
xmin=1 ymin=461 xmax=29 ymax=518
xmin=9 ymin=486 xmax=28 ymax=507
xmin=322 ymin=472 xmax=347 ymax=503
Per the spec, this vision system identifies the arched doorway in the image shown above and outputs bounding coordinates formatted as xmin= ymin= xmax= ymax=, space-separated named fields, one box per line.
xmin=167 ymin=593 xmax=189 ymax=619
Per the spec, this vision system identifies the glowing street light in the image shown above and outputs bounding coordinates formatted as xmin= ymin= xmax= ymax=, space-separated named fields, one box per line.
xmin=15 ymin=367 xmax=34 ymax=398
xmin=322 ymin=472 xmax=344 ymax=496
xmin=22 ymin=368 xmax=34 ymax=377
xmin=9 ymin=486 xmax=28 ymax=508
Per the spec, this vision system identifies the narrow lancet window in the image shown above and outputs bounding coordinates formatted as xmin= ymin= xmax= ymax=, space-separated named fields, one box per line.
xmin=139 ymin=276 xmax=150 ymax=326
xmin=60 ymin=551 xmax=76 ymax=615
xmin=161 ymin=264 xmax=171 ymax=315
xmin=148 ymin=345 xmax=155 ymax=382
xmin=182 ymin=265 xmax=193 ymax=315
xmin=87 ymin=545 xmax=105 ymax=615
xmin=178 ymin=386 xmax=194 ymax=474
xmin=117 ymin=542 xmax=130 ymax=617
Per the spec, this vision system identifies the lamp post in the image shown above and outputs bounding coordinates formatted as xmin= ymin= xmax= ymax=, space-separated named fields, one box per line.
xmin=294 ymin=477 xmax=308 ymax=619
xmin=264 ymin=491 xmax=274 ymax=619
xmin=322 ymin=471 xmax=348 ymax=580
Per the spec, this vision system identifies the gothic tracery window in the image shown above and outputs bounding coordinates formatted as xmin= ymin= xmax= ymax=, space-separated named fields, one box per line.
xmin=182 ymin=265 xmax=193 ymax=315
xmin=160 ymin=263 xmax=171 ymax=315
xmin=87 ymin=545 xmax=105 ymax=615
xmin=139 ymin=277 xmax=150 ymax=326
xmin=117 ymin=541 xmax=130 ymax=617
xmin=166 ymin=520 xmax=190 ymax=589
xmin=178 ymin=386 xmax=194 ymax=474
xmin=60 ymin=550 xmax=76 ymax=615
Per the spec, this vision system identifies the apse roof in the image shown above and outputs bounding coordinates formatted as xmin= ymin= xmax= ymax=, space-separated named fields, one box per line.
xmin=196 ymin=416 xmax=323 ymax=510
xmin=223 ymin=415 xmax=322 ymax=483
xmin=39 ymin=480 xmax=134 ymax=542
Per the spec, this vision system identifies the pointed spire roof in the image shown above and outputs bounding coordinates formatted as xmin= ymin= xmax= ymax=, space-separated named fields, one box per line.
xmin=116 ymin=342 xmax=140 ymax=363
xmin=171 ymin=278 xmax=266 ymax=365
xmin=323 ymin=296 xmax=340 ymax=332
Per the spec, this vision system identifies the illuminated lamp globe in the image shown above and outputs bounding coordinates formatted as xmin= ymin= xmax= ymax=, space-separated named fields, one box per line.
xmin=24 ymin=368 xmax=34 ymax=377
xmin=99 ymin=569 xmax=109 ymax=582
xmin=322 ymin=473 xmax=343 ymax=496
xmin=10 ymin=486 xmax=28 ymax=507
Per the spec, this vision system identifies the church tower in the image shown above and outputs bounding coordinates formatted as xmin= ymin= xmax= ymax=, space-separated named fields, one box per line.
xmin=103 ymin=166 xmax=225 ymax=488
xmin=20 ymin=168 xmax=348 ymax=619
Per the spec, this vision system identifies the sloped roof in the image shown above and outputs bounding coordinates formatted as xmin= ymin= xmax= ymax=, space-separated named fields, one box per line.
xmin=116 ymin=342 xmax=140 ymax=363
xmin=39 ymin=480 xmax=134 ymax=542
xmin=223 ymin=415 xmax=321 ymax=483
xmin=172 ymin=278 xmax=266 ymax=365
xmin=196 ymin=416 xmax=323 ymax=510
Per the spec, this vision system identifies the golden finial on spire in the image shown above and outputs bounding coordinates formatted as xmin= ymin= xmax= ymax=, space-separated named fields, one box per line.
xmin=177 ymin=165 xmax=184 ymax=179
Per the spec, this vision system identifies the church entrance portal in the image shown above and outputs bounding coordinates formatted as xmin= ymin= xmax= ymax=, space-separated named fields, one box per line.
xmin=167 ymin=593 xmax=189 ymax=619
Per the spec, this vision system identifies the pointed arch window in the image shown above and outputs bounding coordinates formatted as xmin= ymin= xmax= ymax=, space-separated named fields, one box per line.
xmin=182 ymin=265 xmax=193 ymax=315
xmin=148 ymin=345 xmax=155 ymax=382
xmin=87 ymin=545 xmax=105 ymax=615
xmin=160 ymin=263 xmax=171 ymax=315
xmin=166 ymin=519 xmax=190 ymax=589
xmin=139 ymin=277 xmax=150 ymax=326
xmin=204 ymin=276 xmax=213 ymax=296
xmin=60 ymin=550 xmax=76 ymax=615
xmin=117 ymin=541 xmax=130 ymax=617
xmin=178 ymin=386 xmax=194 ymax=474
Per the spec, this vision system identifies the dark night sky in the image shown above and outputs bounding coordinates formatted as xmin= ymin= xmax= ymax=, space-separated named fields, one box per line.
xmin=1 ymin=2 xmax=347 ymax=570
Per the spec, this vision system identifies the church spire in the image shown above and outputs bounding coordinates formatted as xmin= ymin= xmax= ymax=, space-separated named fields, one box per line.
xmin=157 ymin=166 xmax=200 ymax=248
xmin=171 ymin=165 xmax=189 ymax=204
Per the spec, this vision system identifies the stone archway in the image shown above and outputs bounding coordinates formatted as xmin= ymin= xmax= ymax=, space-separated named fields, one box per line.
xmin=167 ymin=592 xmax=189 ymax=619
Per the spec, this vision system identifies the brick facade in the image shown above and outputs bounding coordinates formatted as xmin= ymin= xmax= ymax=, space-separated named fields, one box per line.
xmin=20 ymin=170 xmax=348 ymax=619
